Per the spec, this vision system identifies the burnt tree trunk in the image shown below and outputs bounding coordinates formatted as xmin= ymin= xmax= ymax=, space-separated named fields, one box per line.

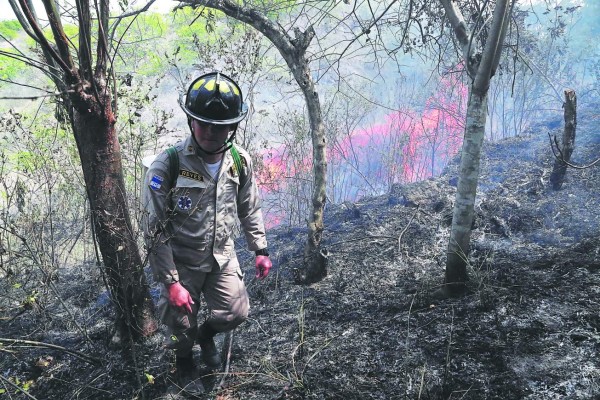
xmin=71 ymin=82 xmax=157 ymax=341
xmin=550 ymin=89 xmax=577 ymax=190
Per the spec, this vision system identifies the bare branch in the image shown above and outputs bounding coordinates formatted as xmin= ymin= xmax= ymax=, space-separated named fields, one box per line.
xmin=40 ymin=0 xmax=76 ymax=70
xmin=319 ymin=0 xmax=400 ymax=79
xmin=16 ymin=0 xmax=75 ymax=78
xmin=76 ymin=0 xmax=94 ymax=81
xmin=0 ymin=78 xmax=59 ymax=94
xmin=95 ymin=0 xmax=110 ymax=76
xmin=7 ymin=0 xmax=38 ymax=41
xmin=111 ymin=0 xmax=157 ymax=20
xmin=439 ymin=0 xmax=476 ymax=77
xmin=0 ymin=49 xmax=65 ymax=82
xmin=179 ymin=0 xmax=296 ymax=56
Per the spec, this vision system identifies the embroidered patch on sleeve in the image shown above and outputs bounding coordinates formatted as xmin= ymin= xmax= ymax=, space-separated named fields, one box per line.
xmin=150 ymin=175 xmax=164 ymax=190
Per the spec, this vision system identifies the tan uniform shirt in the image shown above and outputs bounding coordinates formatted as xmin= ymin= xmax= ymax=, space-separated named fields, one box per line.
xmin=144 ymin=136 xmax=267 ymax=284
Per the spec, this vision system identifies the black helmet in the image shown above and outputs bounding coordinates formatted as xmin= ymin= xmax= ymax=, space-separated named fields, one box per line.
xmin=180 ymin=72 xmax=248 ymax=125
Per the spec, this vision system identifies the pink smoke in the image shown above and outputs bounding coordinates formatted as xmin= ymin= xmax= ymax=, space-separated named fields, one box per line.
xmin=257 ymin=73 xmax=468 ymax=226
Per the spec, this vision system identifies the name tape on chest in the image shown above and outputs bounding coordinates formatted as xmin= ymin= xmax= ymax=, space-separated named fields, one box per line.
xmin=179 ymin=169 xmax=204 ymax=182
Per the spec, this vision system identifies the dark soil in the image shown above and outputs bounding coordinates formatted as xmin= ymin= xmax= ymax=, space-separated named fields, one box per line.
xmin=1 ymin=123 xmax=599 ymax=399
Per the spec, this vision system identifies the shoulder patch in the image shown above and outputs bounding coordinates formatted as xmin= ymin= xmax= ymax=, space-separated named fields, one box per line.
xmin=180 ymin=169 xmax=204 ymax=182
xmin=150 ymin=175 xmax=164 ymax=190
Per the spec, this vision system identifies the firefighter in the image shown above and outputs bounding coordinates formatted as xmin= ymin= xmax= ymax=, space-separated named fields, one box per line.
xmin=144 ymin=72 xmax=272 ymax=396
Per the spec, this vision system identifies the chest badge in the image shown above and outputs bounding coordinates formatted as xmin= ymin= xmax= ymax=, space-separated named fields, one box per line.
xmin=177 ymin=196 xmax=192 ymax=210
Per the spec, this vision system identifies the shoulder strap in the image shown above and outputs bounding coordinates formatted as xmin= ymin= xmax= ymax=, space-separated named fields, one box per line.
xmin=229 ymin=144 xmax=248 ymax=186
xmin=165 ymin=146 xmax=179 ymax=188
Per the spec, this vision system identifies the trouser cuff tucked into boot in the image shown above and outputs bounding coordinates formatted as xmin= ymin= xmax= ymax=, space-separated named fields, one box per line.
xmin=197 ymin=323 xmax=221 ymax=369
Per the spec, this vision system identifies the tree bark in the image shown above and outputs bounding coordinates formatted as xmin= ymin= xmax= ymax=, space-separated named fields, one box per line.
xmin=71 ymin=82 xmax=157 ymax=340
xmin=445 ymin=91 xmax=488 ymax=293
xmin=549 ymin=89 xmax=577 ymax=190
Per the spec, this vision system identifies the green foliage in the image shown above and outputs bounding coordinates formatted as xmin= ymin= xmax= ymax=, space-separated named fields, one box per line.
xmin=5 ymin=118 xmax=74 ymax=173
xmin=10 ymin=150 xmax=39 ymax=172
xmin=0 ymin=20 xmax=22 ymax=40
xmin=0 ymin=48 xmax=23 ymax=84
xmin=114 ymin=13 xmax=172 ymax=75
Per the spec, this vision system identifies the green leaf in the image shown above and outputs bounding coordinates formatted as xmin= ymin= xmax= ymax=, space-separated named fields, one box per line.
xmin=144 ymin=372 xmax=154 ymax=385
xmin=12 ymin=283 xmax=22 ymax=289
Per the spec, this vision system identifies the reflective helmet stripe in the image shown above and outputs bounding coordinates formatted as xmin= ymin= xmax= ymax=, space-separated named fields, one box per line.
xmin=191 ymin=78 xmax=206 ymax=91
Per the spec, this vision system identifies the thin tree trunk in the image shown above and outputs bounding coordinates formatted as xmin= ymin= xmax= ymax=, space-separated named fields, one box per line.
xmin=293 ymin=62 xmax=328 ymax=283
xmin=549 ymin=89 xmax=577 ymax=190
xmin=445 ymin=91 xmax=488 ymax=293
xmin=440 ymin=0 xmax=514 ymax=297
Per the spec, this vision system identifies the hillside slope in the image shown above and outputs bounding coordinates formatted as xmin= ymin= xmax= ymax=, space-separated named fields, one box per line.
xmin=1 ymin=121 xmax=599 ymax=399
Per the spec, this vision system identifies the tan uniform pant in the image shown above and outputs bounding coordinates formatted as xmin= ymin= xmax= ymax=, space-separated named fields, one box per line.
xmin=158 ymin=256 xmax=249 ymax=356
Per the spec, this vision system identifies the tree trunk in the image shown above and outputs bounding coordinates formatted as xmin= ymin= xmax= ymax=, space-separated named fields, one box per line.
xmin=292 ymin=62 xmax=328 ymax=284
xmin=72 ymin=85 xmax=157 ymax=341
xmin=445 ymin=91 xmax=488 ymax=294
xmin=11 ymin=0 xmax=158 ymax=346
xmin=549 ymin=89 xmax=577 ymax=190
xmin=440 ymin=0 xmax=514 ymax=297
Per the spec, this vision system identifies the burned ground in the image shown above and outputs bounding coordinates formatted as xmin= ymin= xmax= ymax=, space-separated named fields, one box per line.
xmin=1 ymin=124 xmax=599 ymax=399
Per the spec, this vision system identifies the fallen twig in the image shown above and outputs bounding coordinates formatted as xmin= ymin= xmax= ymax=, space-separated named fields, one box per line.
xmin=398 ymin=205 xmax=421 ymax=256
xmin=0 ymin=338 xmax=101 ymax=365
xmin=216 ymin=330 xmax=234 ymax=391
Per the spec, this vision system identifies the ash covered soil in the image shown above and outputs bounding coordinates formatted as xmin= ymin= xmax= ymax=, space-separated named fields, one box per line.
xmin=2 ymin=122 xmax=600 ymax=399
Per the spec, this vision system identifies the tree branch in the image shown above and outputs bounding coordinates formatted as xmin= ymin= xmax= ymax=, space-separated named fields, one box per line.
xmin=473 ymin=0 xmax=512 ymax=94
xmin=179 ymin=0 xmax=296 ymax=56
xmin=111 ymin=0 xmax=156 ymax=20
xmin=439 ymin=0 xmax=476 ymax=77
xmin=16 ymin=0 xmax=75 ymax=78
xmin=7 ymin=0 xmax=38 ymax=42
xmin=95 ymin=0 xmax=110 ymax=76
xmin=76 ymin=0 xmax=94 ymax=81
xmin=40 ymin=0 xmax=76 ymax=70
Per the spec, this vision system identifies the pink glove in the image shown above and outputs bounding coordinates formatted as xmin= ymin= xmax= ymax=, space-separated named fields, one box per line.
xmin=167 ymin=282 xmax=194 ymax=313
xmin=255 ymin=255 xmax=272 ymax=279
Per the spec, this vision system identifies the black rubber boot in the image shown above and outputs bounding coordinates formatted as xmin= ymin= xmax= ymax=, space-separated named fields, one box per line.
xmin=197 ymin=323 xmax=221 ymax=370
xmin=170 ymin=355 xmax=205 ymax=397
